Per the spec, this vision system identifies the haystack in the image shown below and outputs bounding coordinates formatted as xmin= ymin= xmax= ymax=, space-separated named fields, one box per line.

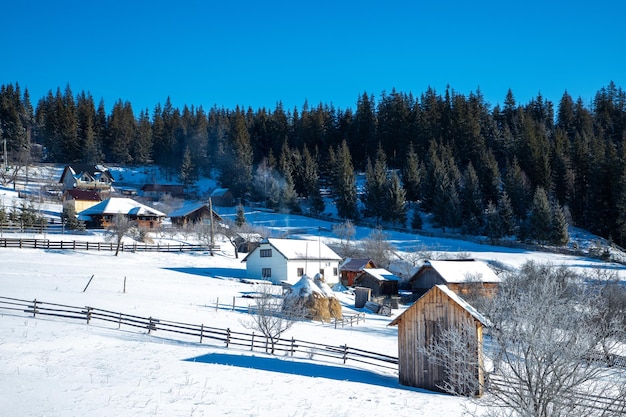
xmin=283 ymin=273 xmax=342 ymax=322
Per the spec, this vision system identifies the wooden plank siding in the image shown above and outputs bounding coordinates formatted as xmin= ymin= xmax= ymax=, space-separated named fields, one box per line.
xmin=390 ymin=285 xmax=485 ymax=396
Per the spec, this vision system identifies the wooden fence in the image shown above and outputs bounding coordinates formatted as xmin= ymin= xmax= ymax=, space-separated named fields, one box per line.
xmin=0 ymin=296 xmax=398 ymax=371
xmin=0 ymin=238 xmax=218 ymax=253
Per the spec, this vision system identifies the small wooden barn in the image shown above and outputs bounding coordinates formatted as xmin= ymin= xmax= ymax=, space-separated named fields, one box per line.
xmin=141 ymin=184 xmax=185 ymax=199
xmin=389 ymin=285 xmax=489 ymax=396
xmin=409 ymin=259 xmax=500 ymax=299
xmin=210 ymin=188 xmax=234 ymax=206
xmin=78 ymin=197 xmax=166 ymax=229
xmin=168 ymin=202 xmax=223 ymax=227
xmin=339 ymin=258 xmax=376 ymax=286
xmin=354 ymin=268 xmax=399 ymax=296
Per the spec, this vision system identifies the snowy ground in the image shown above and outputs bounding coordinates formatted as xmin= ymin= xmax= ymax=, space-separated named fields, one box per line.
xmin=1 ymin=165 xmax=625 ymax=416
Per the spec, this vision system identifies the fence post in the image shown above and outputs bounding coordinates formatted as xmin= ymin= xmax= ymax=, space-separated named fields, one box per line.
xmin=85 ymin=306 xmax=92 ymax=324
xmin=232 ymin=296 xmax=236 ymax=311
xmin=216 ymin=297 xmax=219 ymax=311
xmin=291 ymin=337 xmax=295 ymax=356
xmin=118 ymin=312 xmax=122 ymax=329
xmin=31 ymin=298 xmax=38 ymax=317
xmin=343 ymin=344 xmax=348 ymax=364
xmin=251 ymin=331 xmax=255 ymax=351
xmin=225 ymin=328 xmax=231 ymax=347
xmin=200 ymin=324 xmax=204 ymax=343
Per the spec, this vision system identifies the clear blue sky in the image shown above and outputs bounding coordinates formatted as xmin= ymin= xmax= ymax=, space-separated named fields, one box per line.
xmin=2 ymin=0 xmax=625 ymax=114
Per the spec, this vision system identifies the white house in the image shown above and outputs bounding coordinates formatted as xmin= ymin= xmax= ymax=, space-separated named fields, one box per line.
xmin=242 ymin=238 xmax=342 ymax=285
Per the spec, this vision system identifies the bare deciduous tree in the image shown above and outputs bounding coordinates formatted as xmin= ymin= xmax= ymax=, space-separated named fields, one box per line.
xmin=240 ymin=284 xmax=303 ymax=354
xmin=107 ymin=212 xmax=135 ymax=256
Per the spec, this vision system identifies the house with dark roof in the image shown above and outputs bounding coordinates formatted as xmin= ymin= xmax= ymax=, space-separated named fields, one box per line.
xmin=242 ymin=238 xmax=342 ymax=285
xmin=339 ymin=258 xmax=377 ymax=286
xmin=209 ymin=188 xmax=234 ymax=206
xmin=59 ymin=164 xmax=114 ymax=194
xmin=168 ymin=202 xmax=223 ymax=227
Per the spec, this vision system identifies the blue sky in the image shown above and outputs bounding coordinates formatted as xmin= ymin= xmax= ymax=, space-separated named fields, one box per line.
xmin=2 ymin=1 xmax=625 ymax=114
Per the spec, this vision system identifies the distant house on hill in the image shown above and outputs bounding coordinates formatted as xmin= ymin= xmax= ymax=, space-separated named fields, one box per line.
xmin=62 ymin=189 xmax=101 ymax=213
xmin=168 ymin=202 xmax=223 ymax=227
xmin=354 ymin=268 xmax=400 ymax=296
xmin=339 ymin=258 xmax=377 ymax=286
xmin=409 ymin=259 xmax=500 ymax=299
xmin=140 ymin=184 xmax=185 ymax=200
xmin=78 ymin=197 xmax=166 ymax=229
xmin=242 ymin=238 xmax=342 ymax=285
xmin=59 ymin=164 xmax=114 ymax=195
xmin=209 ymin=188 xmax=234 ymax=207
xmin=389 ymin=284 xmax=489 ymax=396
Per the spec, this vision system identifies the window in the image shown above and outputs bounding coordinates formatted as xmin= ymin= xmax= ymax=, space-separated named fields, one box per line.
xmin=262 ymin=268 xmax=271 ymax=278
xmin=333 ymin=267 xmax=338 ymax=276
xmin=319 ymin=269 xmax=324 ymax=276
xmin=260 ymin=249 xmax=272 ymax=257
xmin=297 ymin=268 xmax=304 ymax=277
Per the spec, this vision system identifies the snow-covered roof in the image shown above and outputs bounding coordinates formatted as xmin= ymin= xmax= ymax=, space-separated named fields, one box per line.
xmin=361 ymin=268 xmax=400 ymax=282
xmin=167 ymin=201 xmax=222 ymax=220
xmin=78 ymin=197 xmax=165 ymax=217
xmin=210 ymin=188 xmax=231 ymax=197
xmin=426 ymin=260 xmax=500 ymax=283
xmin=266 ymin=238 xmax=341 ymax=261
xmin=285 ymin=273 xmax=336 ymax=299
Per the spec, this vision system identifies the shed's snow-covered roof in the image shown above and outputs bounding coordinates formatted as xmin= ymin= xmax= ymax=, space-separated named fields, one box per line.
xmin=266 ymin=238 xmax=341 ymax=261
xmin=339 ymin=258 xmax=375 ymax=271
xmin=435 ymin=285 xmax=491 ymax=326
xmin=167 ymin=202 xmax=222 ymax=220
xmin=78 ymin=197 xmax=165 ymax=217
xmin=427 ymin=260 xmax=500 ymax=283
xmin=361 ymin=268 xmax=400 ymax=282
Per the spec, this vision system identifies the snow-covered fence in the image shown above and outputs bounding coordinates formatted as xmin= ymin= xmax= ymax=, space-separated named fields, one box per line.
xmin=0 ymin=296 xmax=398 ymax=371
xmin=0 ymin=237 xmax=218 ymax=252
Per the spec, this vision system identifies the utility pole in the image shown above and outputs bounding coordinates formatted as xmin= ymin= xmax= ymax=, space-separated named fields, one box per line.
xmin=209 ymin=197 xmax=215 ymax=256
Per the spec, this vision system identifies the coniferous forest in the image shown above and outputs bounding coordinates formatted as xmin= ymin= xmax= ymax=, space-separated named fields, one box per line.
xmin=1 ymin=81 xmax=626 ymax=246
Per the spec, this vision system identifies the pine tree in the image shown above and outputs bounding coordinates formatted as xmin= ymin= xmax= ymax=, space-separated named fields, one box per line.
xmin=460 ymin=162 xmax=484 ymax=234
xmin=383 ymin=170 xmax=407 ymax=226
xmin=550 ymin=202 xmax=569 ymax=245
xmin=179 ymin=147 xmax=196 ymax=188
xmin=402 ymin=142 xmax=422 ymax=204
xmin=332 ymin=140 xmax=358 ymax=220
xmin=484 ymin=200 xmax=503 ymax=240
xmin=235 ymin=204 xmax=247 ymax=227
xmin=497 ymin=191 xmax=516 ymax=237
xmin=527 ymin=187 xmax=552 ymax=244
xmin=363 ymin=145 xmax=388 ymax=221
xmin=411 ymin=203 xmax=423 ymax=230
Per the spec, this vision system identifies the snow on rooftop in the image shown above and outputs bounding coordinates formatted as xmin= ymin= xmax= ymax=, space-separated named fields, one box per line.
xmin=78 ymin=197 xmax=166 ymax=217
xmin=267 ymin=238 xmax=342 ymax=261
xmin=427 ymin=260 xmax=500 ymax=283
xmin=363 ymin=268 xmax=400 ymax=281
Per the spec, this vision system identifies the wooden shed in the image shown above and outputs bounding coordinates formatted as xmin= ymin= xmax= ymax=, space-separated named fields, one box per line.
xmin=339 ymin=258 xmax=376 ymax=286
xmin=354 ymin=268 xmax=399 ymax=296
xmin=389 ymin=285 xmax=489 ymax=396
xmin=409 ymin=259 xmax=500 ymax=299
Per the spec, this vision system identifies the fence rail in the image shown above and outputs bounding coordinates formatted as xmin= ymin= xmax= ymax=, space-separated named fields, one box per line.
xmin=0 ymin=238 xmax=218 ymax=252
xmin=0 ymin=296 xmax=398 ymax=371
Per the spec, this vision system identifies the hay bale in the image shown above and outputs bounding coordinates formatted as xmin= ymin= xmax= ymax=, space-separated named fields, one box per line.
xmin=283 ymin=274 xmax=342 ymax=322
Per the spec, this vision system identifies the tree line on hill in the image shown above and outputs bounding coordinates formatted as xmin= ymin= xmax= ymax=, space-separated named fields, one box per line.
xmin=1 ymin=81 xmax=626 ymax=246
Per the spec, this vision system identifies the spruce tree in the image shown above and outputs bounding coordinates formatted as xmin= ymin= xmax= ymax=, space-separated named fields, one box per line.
xmin=402 ymin=142 xmax=422 ymax=205
xmin=460 ymin=162 xmax=484 ymax=234
xmin=235 ymin=204 xmax=247 ymax=227
xmin=363 ymin=145 xmax=388 ymax=221
xmin=550 ymin=202 xmax=569 ymax=245
xmin=332 ymin=140 xmax=358 ymax=220
xmin=384 ymin=170 xmax=407 ymax=226
xmin=497 ymin=191 xmax=516 ymax=237
xmin=527 ymin=187 xmax=552 ymax=244
xmin=411 ymin=203 xmax=423 ymax=230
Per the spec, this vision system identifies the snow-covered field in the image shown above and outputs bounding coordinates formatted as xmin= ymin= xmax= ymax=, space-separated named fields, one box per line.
xmin=1 ymin=165 xmax=625 ymax=416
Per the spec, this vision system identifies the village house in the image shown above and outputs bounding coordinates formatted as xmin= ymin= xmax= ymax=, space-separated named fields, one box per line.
xmin=409 ymin=259 xmax=500 ymax=299
xmin=354 ymin=268 xmax=400 ymax=297
xmin=242 ymin=238 xmax=342 ymax=286
xmin=58 ymin=164 xmax=114 ymax=195
xmin=78 ymin=197 xmax=166 ymax=229
xmin=168 ymin=202 xmax=223 ymax=227
xmin=338 ymin=258 xmax=376 ymax=286
xmin=389 ymin=284 xmax=489 ymax=396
